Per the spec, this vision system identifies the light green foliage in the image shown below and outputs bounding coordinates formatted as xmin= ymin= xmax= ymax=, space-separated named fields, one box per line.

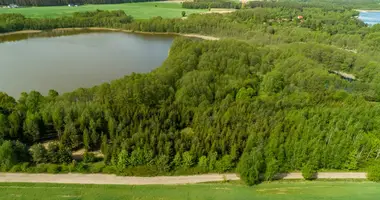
xmin=117 ymin=149 xmax=128 ymax=170
xmin=182 ymin=151 xmax=194 ymax=169
xmin=173 ymin=152 xmax=182 ymax=169
xmin=216 ymin=155 xmax=234 ymax=172
xmin=261 ymin=70 xmax=284 ymax=94
xmin=2 ymin=181 xmax=380 ymax=200
xmin=302 ymin=163 xmax=316 ymax=180
xmin=264 ymin=158 xmax=279 ymax=181
xmin=367 ymin=163 xmax=380 ymax=182
xmin=156 ymin=154 xmax=170 ymax=173
xmin=198 ymin=156 xmax=208 ymax=172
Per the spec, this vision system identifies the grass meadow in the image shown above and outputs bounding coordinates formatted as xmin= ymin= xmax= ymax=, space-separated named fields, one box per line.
xmin=0 ymin=2 xmax=206 ymax=19
xmin=0 ymin=181 xmax=379 ymax=200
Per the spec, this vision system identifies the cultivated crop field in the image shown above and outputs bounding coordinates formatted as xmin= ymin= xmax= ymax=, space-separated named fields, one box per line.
xmin=0 ymin=181 xmax=379 ymax=200
xmin=0 ymin=2 xmax=206 ymax=18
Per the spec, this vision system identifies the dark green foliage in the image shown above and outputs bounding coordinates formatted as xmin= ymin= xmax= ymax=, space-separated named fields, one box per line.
xmin=182 ymin=11 xmax=186 ymax=17
xmin=0 ymin=10 xmax=133 ymax=33
xmin=83 ymin=151 xmax=96 ymax=163
xmin=29 ymin=144 xmax=47 ymax=164
xmin=0 ymin=141 xmax=29 ymax=170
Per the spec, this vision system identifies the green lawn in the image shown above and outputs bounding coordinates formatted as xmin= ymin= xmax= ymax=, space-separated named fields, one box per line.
xmin=0 ymin=2 xmax=206 ymax=18
xmin=0 ymin=181 xmax=379 ymax=200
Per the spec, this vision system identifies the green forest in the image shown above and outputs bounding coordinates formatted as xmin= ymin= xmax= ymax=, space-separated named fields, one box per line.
xmin=2 ymin=0 xmax=380 ymax=185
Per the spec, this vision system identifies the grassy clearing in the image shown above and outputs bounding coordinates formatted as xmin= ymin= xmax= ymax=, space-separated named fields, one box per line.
xmin=0 ymin=181 xmax=379 ymax=200
xmin=0 ymin=2 xmax=206 ymax=18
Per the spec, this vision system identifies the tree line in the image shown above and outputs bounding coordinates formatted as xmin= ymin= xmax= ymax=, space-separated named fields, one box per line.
xmin=182 ymin=0 xmax=241 ymax=10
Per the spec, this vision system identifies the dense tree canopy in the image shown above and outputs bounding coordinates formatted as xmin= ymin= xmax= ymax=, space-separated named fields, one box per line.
xmin=1 ymin=1 xmax=380 ymax=184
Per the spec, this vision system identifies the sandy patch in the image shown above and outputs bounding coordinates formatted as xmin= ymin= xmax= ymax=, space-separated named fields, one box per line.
xmin=0 ymin=30 xmax=42 ymax=36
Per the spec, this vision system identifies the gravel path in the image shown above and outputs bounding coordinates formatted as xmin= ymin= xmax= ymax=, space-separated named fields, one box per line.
xmin=0 ymin=172 xmax=367 ymax=185
xmin=0 ymin=173 xmax=239 ymax=185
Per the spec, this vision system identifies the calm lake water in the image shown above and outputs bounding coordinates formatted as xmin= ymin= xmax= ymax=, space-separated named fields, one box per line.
xmin=359 ymin=11 xmax=380 ymax=25
xmin=0 ymin=31 xmax=174 ymax=98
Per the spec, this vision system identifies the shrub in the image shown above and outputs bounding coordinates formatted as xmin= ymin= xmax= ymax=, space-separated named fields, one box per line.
xmin=34 ymin=164 xmax=48 ymax=173
xmin=20 ymin=162 xmax=30 ymax=172
xmin=367 ymin=165 xmax=380 ymax=182
xmin=264 ymin=158 xmax=279 ymax=181
xmin=89 ymin=162 xmax=106 ymax=173
xmin=102 ymin=165 xmax=117 ymax=174
xmin=60 ymin=164 xmax=70 ymax=173
xmin=47 ymin=164 xmax=61 ymax=174
xmin=216 ymin=155 xmax=234 ymax=172
xmin=302 ymin=163 xmax=316 ymax=180
xmin=9 ymin=164 xmax=21 ymax=172
xmin=29 ymin=143 xmax=47 ymax=164
xmin=156 ymin=155 xmax=170 ymax=173
xmin=198 ymin=156 xmax=208 ymax=173
xmin=75 ymin=163 xmax=89 ymax=173
xmin=182 ymin=151 xmax=194 ymax=169
xmin=83 ymin=151 xmax=96 ymax=163
xmin=182 ymin=11 xmax=186 ymax=17
xmin=237 ymin=152 xmax=260 ymax=186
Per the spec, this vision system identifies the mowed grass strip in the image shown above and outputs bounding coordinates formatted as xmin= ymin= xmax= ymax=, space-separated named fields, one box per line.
xmin=0 ymin=2 xmax=206 ymax=19
xmin=0 ymin=181 xmax=380 ymax=200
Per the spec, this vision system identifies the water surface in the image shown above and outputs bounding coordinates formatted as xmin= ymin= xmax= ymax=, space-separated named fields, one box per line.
xmin=359 ymin=11 xmax=380 ymax=25
xmin=0 ymin=31 xmax=174 ymax=98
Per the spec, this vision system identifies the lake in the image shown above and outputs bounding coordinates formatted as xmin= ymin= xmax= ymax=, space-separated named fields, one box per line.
xmin=359 ymin=11 xmax=380 ymax=25
xmin=0 ymin=31 xmax=175 ymax=98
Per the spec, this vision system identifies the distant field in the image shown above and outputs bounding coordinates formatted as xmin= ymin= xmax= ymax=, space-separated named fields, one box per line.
xmin=0 ymin=2 xmax=206 ymax=18
xmin=0 ymin=181 xmax=380 ymax=200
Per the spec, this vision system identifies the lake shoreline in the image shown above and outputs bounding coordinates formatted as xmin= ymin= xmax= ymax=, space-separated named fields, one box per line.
xmin=356 ymin=9 xmax=380 ymax=12
xmin=0 ymin=28 xmax=220 ymax=41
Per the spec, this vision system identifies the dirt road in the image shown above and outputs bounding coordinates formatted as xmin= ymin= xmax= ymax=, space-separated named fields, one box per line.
xmin=0 ymin=173 xmax=239 ymax=185
xmin=0 ymin=172 xmax=367 ymax=185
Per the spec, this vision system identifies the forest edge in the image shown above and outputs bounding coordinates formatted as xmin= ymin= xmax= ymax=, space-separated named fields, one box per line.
xmin=0 ymin=28 xmax=220 ymax=41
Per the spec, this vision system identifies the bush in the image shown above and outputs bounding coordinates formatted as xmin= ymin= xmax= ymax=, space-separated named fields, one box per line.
xmin=9 ymin=164 xmax=21 ymax=172
xmin=74 ymin=163 xmax=89 ymax=173
xmin=47 ymin=164 xmax=61 ymax=174
xmin=89 ymin=162 xmax=106 ymax=173
xmin=20 ymin=162 xmax=30 ymax=172
xmin=237 ymin=152 xmax=260 ymax=186
xmin=302 ymin=163 xmax=316 ymax=180
xmin=264 ymin=158 xmax=279 ymax=181
xmin=102 ymin=165 xmax=117 ymax=174
xmin=29 ymin=143 xmax=47 ymax=164
xmin=155 ymin=155 xmax=170 ymax=173
xmin=198 ymin=156 xmax=208 ymax=173
xmin=367 ymin=165 xmax=380 ymax=182
xmin=83 ymin=151 xmax=96 ymax=163
xmin=34 ymin=164 xmax=48 ymax=173
xmin=216 ymin=155 xmax=234 ymax=172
